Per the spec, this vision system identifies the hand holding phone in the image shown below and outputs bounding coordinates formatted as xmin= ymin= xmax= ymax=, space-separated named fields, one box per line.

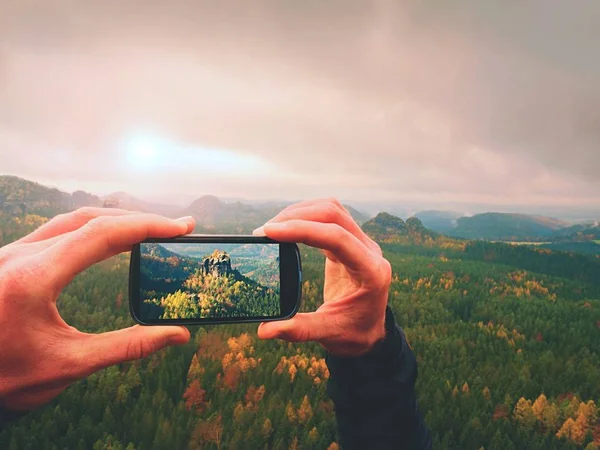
xmin=0 ymin=209 xmax=195 ymax=411
xmin=254 ymin=199 xmax=392 ymax=357
xmin=129 ymin=236 xmax=302 ymax=324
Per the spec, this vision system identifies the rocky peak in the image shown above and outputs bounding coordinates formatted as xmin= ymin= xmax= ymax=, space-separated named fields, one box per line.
xmin=190 ymin=195 xmax=223 ymax=210
xmin=361 ymin=212 xmax=439 ymax=244
xmin=406 ymin=217 xmax=426 ymax=230
xmin=201 ymin=250 xmax=232 ymax=277
xmin=363 ymin=212 xmax=407 ymax=233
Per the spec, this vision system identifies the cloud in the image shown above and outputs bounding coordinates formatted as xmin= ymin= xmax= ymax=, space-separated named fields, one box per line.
xmin=0 ymin=0 xmax=598 ymax=209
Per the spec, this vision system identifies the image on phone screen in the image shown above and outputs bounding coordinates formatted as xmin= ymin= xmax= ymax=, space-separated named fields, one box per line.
xmin=138 ymin=242 xmax=281 ymax=321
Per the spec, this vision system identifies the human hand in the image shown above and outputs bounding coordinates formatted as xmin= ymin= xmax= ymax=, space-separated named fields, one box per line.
xmin=254 ymin=199 xmax=392 ymax=357
xmin=0 ymin=208 xmax=195 ymax=411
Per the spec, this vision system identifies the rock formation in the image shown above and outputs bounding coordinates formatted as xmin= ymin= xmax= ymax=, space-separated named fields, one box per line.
xmin=201 ymin=250 xmax=233 ymax=277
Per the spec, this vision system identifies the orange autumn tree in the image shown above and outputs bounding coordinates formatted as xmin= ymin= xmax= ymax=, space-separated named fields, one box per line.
xmin=532 ymin=394 xmax=548 ymax=421
xmin=556 ymin=418 xmax=579 ymax=444
xmin=183 ymin=379 xmax=208 ymax=414
xmin=244 ymin=384 xmax=266 ymax=407
xmin=570 ymin=401 xmax=599 ymax=445
xmin=219 ymin=333 xmax=259 ymax=391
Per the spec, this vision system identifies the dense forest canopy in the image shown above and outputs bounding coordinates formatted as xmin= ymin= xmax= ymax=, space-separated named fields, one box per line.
xmin=1 ymin=191 xmax=600 ymax=448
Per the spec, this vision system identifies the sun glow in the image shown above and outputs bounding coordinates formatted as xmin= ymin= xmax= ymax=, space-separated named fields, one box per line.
xmin=124 ymin=134 xmax=167 ymax=169
xmin=121 ymin=132 xmax=274 ymax=176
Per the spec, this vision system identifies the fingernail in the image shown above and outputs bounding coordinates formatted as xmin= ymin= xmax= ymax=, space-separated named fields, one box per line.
xmin=167 ymin=333 xmax=187 ymax=346
xmin=175 ymin=216 xmax=194 ymax=224
xmin=252 ymin=226 xmax=266 ymax=236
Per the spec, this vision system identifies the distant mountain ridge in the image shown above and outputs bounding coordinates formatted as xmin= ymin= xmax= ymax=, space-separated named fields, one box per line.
xmin=0 ymin=175 xmax=371 ymax=234
xmin=447 ymin=212 xmax=569 ymax=241
xmin=2 ymin=175 xmax=597 ymax=255
xmin=343 ymin=205 xmax=370 ymax=225
xmin=102 ymin=192 xmax=178 ymax=216
xmin=551 ymin=222 xmax=600 ymax=241
xmin=179 ymin=195 xmax=279 ymax=233
xmin=414 ymin=210 xmax=464 ymax=234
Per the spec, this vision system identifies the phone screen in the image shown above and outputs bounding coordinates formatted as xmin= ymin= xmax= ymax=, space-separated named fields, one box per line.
xmin=138 ymin=242 xmax=282 ymax=321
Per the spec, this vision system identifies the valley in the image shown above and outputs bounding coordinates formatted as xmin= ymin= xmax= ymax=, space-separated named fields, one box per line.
xmin=1 ymin=176 xmax=600 ymax=449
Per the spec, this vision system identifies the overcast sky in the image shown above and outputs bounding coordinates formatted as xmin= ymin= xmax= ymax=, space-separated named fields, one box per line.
xmin=1 ymin=0 xmax=599 ymax=213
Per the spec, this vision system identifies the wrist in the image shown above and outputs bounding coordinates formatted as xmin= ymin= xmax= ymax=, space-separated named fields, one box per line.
xmin=352 ymin=321 xmax=387 ymax=357
xmin=325 ymin=306 xmax=406 ymax=381
xmin=324 ymin=308 xmax=390 ymax=358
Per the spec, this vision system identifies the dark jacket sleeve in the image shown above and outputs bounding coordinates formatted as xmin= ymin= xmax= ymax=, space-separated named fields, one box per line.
xmin=326 ymin=306 xmax=432 ymax=450
xmin=0 ymin=405 xmax=26 ymax=430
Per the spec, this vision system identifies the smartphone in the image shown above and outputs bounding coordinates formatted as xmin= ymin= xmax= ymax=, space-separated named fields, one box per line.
xmin=129 ymin=235 xmax=302 ymax=325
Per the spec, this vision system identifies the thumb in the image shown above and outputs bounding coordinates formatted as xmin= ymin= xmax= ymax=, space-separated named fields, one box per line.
xmin=257 ymin=313 xmax=329 ymax=343
xmin=76 ymin=325 xmax=191 ymax=374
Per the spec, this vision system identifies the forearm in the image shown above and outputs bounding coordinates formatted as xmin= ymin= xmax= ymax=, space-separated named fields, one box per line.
xmin=326 ymin=307 xmax=432 ymax=450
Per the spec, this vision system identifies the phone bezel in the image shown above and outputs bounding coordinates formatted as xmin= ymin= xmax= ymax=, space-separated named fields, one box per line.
xmin=129 ymin=235 xmax=302 ymax=325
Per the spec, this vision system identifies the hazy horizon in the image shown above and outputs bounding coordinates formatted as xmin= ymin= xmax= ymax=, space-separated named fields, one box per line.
xmin=2 ymin=1 xmax=599 ymax=217
xmin=4 ymin=172 xmax=599 ymax=222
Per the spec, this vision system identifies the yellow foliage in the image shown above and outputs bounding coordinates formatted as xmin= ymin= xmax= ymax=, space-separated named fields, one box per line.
xmin=542 ymin=402 xmax=561 ymax=431
xmin=286 ymin=401 xmax=297 ymax=423
xmin=227 ymin=333 xmax=253 ymax=354
xmin=288 ymin=364 xmax=298 ymax=383
xmin=221 ymin=333 xmax=259 ymax=378
xmin=577 ymin=400 xmax=598 ymax=423
xmin=221 ymin=353 xmax=234 ymax=371
xmin=556 ymin=417 xmax=577 ymax=442
xmin=532 ymin=394 xmax=548 ymax=421
xmin=572 ymin=412 xmax=590 ymax=444
xmin=297 ymin=395 xmax=314 ymax=424
xmin=233 ymin=402 xmax=245 ymax=423
xmin=288 ymin=437 xmax=300 ymax=450
xmin=489 ymin=271 xmax=556 ymax=301
xmin=513 ymin=397 xmax=536 ymax=428
xmin=482 ymin=387 xmax=491 ymax=401
xmin=262 ymin=418 xmax=273 ymax=438
xmin=478 ymin=321 xmax=524 ymax=351
xmin=275 ymin=353 xmax=329 ymax=383
xmin=565 ymin=396 xmax=581 ymax=419
xmin=238 ymin=357 xmax=257 ymax=373
xmin=187 ymin=354 xmax=204 ymax=380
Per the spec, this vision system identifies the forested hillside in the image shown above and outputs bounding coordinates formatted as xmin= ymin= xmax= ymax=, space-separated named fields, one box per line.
xmin=140 ymin=247 xmax=279 ymax=320
xmin=1 ymin=208 xmax=600 ymax=449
